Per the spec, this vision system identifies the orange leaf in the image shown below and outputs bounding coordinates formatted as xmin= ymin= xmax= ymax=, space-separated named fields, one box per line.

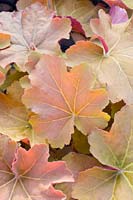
xmin=0 ymin=33 xmax=10 ymax=49
xmin=22 ymin=55 xmax=110 ymax=148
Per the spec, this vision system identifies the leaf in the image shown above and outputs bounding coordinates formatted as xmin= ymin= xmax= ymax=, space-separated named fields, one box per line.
xmin=0 ymin=3 xmax=71 ymax=70
xmin=16 ymin=0 xmax=53 ymax=10
xmin=0 ymin=81 xmax=32 ymax=141
xmin=72 ymin=105 xmax=133 ymax=200
xmin=104 ymin=0 xmax=128 ymax=8
xmin=0 ymin=68 xmax=5 ymax=85
xmin=0 ymin=33 xmax=10 ymax=49
xmin=66 ymin=9 xmax=133 ymax=104
xmin=109 ymin=6 xmax=128 ymax=24
xmin=0 ymin=135 xmax=73 ymax=200
xmin=22 ymin=54 xmax=110 ymax=148
xmin=72 ymin=128 xmax=90 ymax=154
xmin=55 ymin=0 xmax=101 ymax=37
xmin=56 ymin=152 xmax=101 ymax=200
xmin=122 ymin=0 xmax=133 ymax=9
xmin=111 ymin=100 xmax=125 ymax=118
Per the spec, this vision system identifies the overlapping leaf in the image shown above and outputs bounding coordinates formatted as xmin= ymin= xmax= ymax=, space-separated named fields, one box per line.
xmin=73 ymin=105 xmax=133 ymax=200
xmin=22 ymin=54 xmax=109 ymax=148
xmin=109 ymin=6 xmax=128 ymax=24
xmin=104 ymin=0 xmax=128 ymax=8
xmin=122 ymin=0 xmax=133 ymax=9
xmin=66 ymin=9 xmax=133 ymax=104
xmin=0 ymin=81 xmax=32 ymax=141
xmin=55 ymin=0 xmax=102 ymax=37
xmin=72 ymin=128 xmax=90 ymax=154
xmin=0 ymin=33 xmax=11 ymax=49
xmin=0 ymin=68 xmax=5 ymax=85
xmin=0 ymin=3 xmax=71 ymax=70
xmin=56 ymin=152 xmax=101 ymax=200
xmin=16 ymin=0 xmax=52 ymax=10
xmin=0 ymin=135 xmax=73 ymax=200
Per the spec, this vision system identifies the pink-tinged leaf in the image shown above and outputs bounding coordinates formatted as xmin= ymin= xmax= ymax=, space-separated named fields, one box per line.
xmin=104 ymin=0 xmax=127 ymax=8
xmin=0 ymin=135 xmax=73 ymax=199
xmin=0 ymin=3 xmax=71 ymax=70
xmin=66 ymin=10 xmax=133 ymax=104
xmin=109 ymin=6 xmax=128 ymax=24
xmin=56 ymin=152 xmax=101 ymax=200
xmin=66 ymin=16 xmax=85 ymax=35
xmin=22 ymin=55 xmax=109 ymax=148
xmin=90 ymin=9 xmax=121 ymax=50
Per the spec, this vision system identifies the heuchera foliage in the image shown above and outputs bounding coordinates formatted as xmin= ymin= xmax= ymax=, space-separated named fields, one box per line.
xmin=0 ymin=0 xmax=132 ymax=199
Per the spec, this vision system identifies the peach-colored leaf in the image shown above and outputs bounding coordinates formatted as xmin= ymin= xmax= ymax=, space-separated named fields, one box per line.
xmin=22 ymin=54 xmax=109 ymax=148
xmin=66 ymin=9 xmax=133 ymax=104
xmin=0 ymin=135 xmax=73 ymax=199
xmin=56 ymin=152 xmax=101 ymax=200
xmin=0 ymin=33 xmax=10 ymax=49
xmin=0 ymin=3 xmax=71 ymax=70
xmin=72 ymin=105 xmax=133 ymax=200
xmin=72 ymin=167 xmax=117 ymax=200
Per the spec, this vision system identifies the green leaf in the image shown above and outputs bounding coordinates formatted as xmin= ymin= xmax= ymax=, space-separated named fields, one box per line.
xmin=73 ymin=105 xmax=133 ymax=200
xmin=72 ymin=128 xmax=90 ymax=154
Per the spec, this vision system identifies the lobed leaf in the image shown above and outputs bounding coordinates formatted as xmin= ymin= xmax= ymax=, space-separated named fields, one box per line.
xmin=73 ymin=105 xmax=133 ymax=200
xmin=0 ymin=81 xmax=32 ymax=141
xmin=66 ymin=9 xmax=133 ymax=104
xmin=55 ymin=0 xmax=101 ymax=37
xmin=56 ymin=152 xmax=101 ymax=200
xmin=0 ymin=3 xmax=71 ymax=70
xmin=0 ymin=135 xmax=73 ymax=199
xmin=22 ymin=54 xmax=110 ymax=148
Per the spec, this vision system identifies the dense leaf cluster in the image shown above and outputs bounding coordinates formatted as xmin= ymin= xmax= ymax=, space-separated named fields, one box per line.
xmin=0 ymin=0 xmax=133 ymax=199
